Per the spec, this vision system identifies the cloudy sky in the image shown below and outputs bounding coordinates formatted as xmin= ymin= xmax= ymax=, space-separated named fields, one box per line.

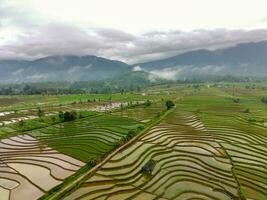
xmin=1 ymin=0 xmax=267 ymax=63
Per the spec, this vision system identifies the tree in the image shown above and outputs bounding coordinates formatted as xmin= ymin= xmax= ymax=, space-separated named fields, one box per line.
xmin=37 ymin=107 xmax=44 ymax=118
xmin=244 ymin=108 xmax=250 ymax=113
xmin=233 ymin=98 xmax=240 ymax=103
xmin=18 ymin=120 xmax=24 ymax=129
xmin=58 ymin=111 xmax=64 ymax=121
xmin=144 ymin=100 xmax=152 ymax=107
xmin=261 ymin=97 xmax=267 ymax=104
xmin=63 ymin=111 xmax=77 ymax=121
xmin=51 ymin=116 xmax=56 ymax=123
xmin=141 ymin=160 xmax=156 ymax=176
xmin=165 ymin=100 xmax=175 ymax=110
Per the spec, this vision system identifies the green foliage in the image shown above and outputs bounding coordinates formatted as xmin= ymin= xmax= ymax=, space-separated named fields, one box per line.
xmin=128 ymin=129 xmax=136 ymax=137
xmin=144 ymin=100 xmax=152 ymax=107
xmin=137 ymin=125 xmax=145 ymax=130
xmin=51 ymin=116 xmax=56 ymax=123
xmin=261 ymin=97 xmax=267 ymax=104
xmin=233 ymin=98 xmax=240 ymax=103
xmin=58 ymin=111 xmax=82 ymax=122
xmin=244 ymin=108 xmax=250 ymax=113
xmin=141 ymin=159 xmax=157 ymax=176
xmin=58 ymin=111 xmax=64 ymax=121
xmin=248 ymin=118 xmax=257 ymax=123
xmin=18 ymin=120 xmax=24 ymax=129
xmin=247 ymin=118 xmax=264 ymax=123
xmin=165 ymin=100 xmax=175 ymax=110
xmin=63 ymin=111 xmax=77 ymax=121
xmin=37 ymin=107 xmax=44 ymax=118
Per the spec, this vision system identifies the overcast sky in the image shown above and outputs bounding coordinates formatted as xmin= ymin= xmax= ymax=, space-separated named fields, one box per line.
xmin=1 ymin=0 xmax=267 ymax=63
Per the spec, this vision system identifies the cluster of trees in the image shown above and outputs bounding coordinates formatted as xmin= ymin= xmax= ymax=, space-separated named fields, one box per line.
xmin=22 ymin=85 xmax=85 ymax=95
xmin=144 ymin=100 xmax=152 ymax=107
xmin=143 ymin=99 xmax=175 ymax=110
xmin=0 ymin=83 xmax=146 ymax=95
xmin=0 ymin=84 xmax=85 ymax=95
xmin=0 ymin=86 xmax=13 ymax=95
xmin=0 ymin=74 xmax=262 ymax=96
xmin=165 ymin=100 xmax=175 ymax=110
xmin=58 ymin=111 xmax=78 ymax=122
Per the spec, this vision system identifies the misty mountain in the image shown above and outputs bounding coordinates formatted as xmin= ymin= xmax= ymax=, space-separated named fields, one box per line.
xmin=1 ymin=41 xmax=267 ymax=84
xmin=0 ymin=55 xmax=130 ymax=83
xmin=137 ymin=41 xmax=267 ymax=79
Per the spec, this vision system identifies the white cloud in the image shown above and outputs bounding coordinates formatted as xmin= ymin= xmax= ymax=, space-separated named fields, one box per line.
xmin=67 ymin=66 xmax=81 ymax=74
xmin=12 ymin=68 xmax=24 ymax=76
xmin=84 ymin=64 xmax=92 ymax=69
xmin=2 ymin=26 xmax=267 ymax=63
xmin=1 ymin=0 xmax=267 ymax=63
xmin=132 ymin=66 xmax=143 ymax=71
xmin=24 ymin=73 xmax=49 ymax=81
xmin=149 ymin=67 xmax=184 ymax=80
xmin=4 ymin=0 xmax=267 ymax=33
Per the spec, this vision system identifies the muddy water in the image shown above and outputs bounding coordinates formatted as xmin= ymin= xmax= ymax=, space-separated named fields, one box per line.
xmin=0 ymin=187 xmax=9 ymax=200
xmin=8 ymin=163 xmax=61 ymax=191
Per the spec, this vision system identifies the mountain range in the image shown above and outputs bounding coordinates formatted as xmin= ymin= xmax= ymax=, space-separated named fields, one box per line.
xmin=1 ymin=41 xmax=267 ymax=83
xmin=137 ymin=41 xmax=267 ymax=79
xmin=0 ymin=55 xmax=130 ymax=83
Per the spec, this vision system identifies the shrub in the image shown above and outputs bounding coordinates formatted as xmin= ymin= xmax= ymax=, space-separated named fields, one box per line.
xmin=165 ymin=100 xmax=175 ymax=110
xmin=144 ymin=100 xmax=152 ymax=107
xmin=261 ymin=97 xmax=267 ymax=104
xmin=128 ymin=129 xmax=136 ymax=137
xmin=244 ymin=108 xmax=250 ymax=113
xmin=18 ymin=120 xmax=24 ymax=128
xmin=58 ymin=111 xmax=77 ymax=122
xmin=141 ymin=160 xmax=156 ymax=176
xmin=51 ymin=116 xmax=56 ymax=123
xmin=63 ymin=111 xmax=77 ymax=121
xmin=58 ymin=111 xmax=64 ymax=121
xmin=37 ymin=107 xmax=44 ymax=118
xmin=233 ymin=98 xmax=240 ymax=103
xmin=248 ymin=118 xmax=256 ymax=123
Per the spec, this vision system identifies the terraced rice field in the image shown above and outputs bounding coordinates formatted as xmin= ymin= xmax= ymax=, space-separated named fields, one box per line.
xmin=0 ymin=134 xmax=84 ymax=200
xmin=63 ymin=110 xmax=242 ymax=200
xmin=30 ymin=114 xmax=144 ymax=162
xmin=199 ymin=112 xmax=267 ymax=200
xmin=2 ymin=85 xmax=267 ymax=200
xmin=115 ymin=103 xmax=165 ymax=123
